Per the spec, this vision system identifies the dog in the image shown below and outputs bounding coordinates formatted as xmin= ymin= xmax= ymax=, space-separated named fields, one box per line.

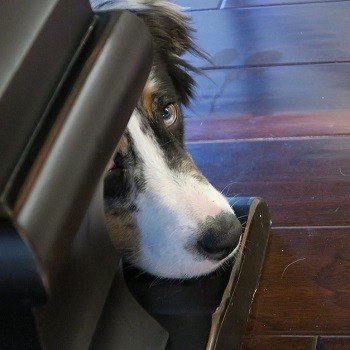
xmin=91 ymin=0 xmax=242 ymax=279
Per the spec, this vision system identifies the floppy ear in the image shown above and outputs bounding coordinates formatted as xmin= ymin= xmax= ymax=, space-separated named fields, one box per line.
xmin=92 ymin=0 xmax=205 ymax=103
xmin=135 ymin=3 xmax=195 ymax=56
xmin=134 ymin=2 xmax=204 ymax=104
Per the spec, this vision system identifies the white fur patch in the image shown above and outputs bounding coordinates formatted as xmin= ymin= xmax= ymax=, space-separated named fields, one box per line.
xmin=126 ymin=111 xmax=238 ymax=278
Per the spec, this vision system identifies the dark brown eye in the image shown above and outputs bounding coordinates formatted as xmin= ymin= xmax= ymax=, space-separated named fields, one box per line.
xmin=161 ymin=103 xmax=179 ymax=127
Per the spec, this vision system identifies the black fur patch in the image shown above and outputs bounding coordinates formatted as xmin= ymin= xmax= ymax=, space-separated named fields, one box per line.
xmin=134 ymin=6 xmax=203 ymax=105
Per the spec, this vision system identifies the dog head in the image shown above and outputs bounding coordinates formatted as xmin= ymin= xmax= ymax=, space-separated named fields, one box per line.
xmin=96 ymin=0 xmax=242 ymax=278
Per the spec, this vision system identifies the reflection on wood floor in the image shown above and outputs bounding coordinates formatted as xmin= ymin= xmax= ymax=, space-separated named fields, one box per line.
xmin=174 ymin=0 xmax=350 ymax=348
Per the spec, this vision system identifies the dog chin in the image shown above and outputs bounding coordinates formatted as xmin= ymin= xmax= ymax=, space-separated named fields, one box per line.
xmin=129 ymin=251 xmax=227 ymax=279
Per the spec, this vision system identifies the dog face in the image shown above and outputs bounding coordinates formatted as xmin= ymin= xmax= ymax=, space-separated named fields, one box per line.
xmin=98 ymin=0 xmax=242 ymax=278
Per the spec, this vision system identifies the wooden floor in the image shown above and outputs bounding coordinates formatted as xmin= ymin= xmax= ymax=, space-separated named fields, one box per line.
xmin=173 ymin=0 xmax=350 ymax=348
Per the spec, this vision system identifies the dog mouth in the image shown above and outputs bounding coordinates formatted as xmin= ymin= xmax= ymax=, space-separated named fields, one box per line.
xmin=107 ymin=159 xmax=117 ymax=172
xmin=104 ymin=155 xmax=127 ymax=198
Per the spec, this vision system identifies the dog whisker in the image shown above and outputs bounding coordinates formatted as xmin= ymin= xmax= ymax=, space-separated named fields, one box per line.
xmin=230 ymin=196 xmax=245 ymax=207
xmin=149 ymin=276 xmax=163 ymax=287
xmin=220 ymin=182 xmax=236 ymax=196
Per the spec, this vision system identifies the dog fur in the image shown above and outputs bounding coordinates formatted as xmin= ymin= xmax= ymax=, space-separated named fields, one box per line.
xmin=91 ymin=0 xmax=242 ymax=278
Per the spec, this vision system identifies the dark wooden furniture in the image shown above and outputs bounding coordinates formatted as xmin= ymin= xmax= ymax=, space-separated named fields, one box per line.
xmin=0 ymin=1 xmax=163 ymax=348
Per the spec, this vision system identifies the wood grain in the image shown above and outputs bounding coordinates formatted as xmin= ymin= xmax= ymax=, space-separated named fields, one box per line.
xmin=246 ymin=229 xmax=350 ymax=335
xmin=185 ymin=111 xmax=350 ymax=141
xmin=242 ymin=336 xmax=317 ymax=350
xmin=224 ymin=0 xmax=343 ymax=9
xmin=185 ymin=2 xmax=350 ymax=68
xmin=183 ymin=63 xmax=350 ymax=119
xmin=171 ymin=0 xmax=221 ymax=10
xmin=187 ymin=137 xmax=350 ymax=226
xmin=316 ymin=337 xmax=350 ymax=349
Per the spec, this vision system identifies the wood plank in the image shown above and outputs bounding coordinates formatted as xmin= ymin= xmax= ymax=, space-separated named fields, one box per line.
xmin=171 ymin=0 xmax=221 ymax=10
xmin=224 ymin=0 xmax=344 ymax=9
xmin=242 ymin=336 xmax=317 ymax=350
xmin=187 ymin=137 xmax=350 ymax=226
xmin=185 ymin=111 xmax=350 ymax=141
xmin=183 ymin=64 xmax=350 ymax=119
xmin=246 ymin=228 xmax=350 ymax=335
xmin=316 ymin=337 xmax=350 ymax=349
xmin=184 ymin=2 xmax=350 ymax=68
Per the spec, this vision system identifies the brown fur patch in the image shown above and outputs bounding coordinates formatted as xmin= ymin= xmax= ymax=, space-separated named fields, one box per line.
xmin=140 ymin=78 xmax=155 ymax=117
xmin=116 ymin=136 xmax=128 ymax=155
xmin=105 ymin=211 xmax=139 ymax=253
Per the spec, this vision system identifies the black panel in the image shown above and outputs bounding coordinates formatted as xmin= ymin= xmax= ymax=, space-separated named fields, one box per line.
xmin=0 ymin=0 xmax=93 ymax=214
xmin=0 ymin=220 xmax=46 ymax=307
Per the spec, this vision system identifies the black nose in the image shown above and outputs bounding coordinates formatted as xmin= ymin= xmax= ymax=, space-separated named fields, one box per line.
xmin=197 ymin=212 xmax=242 ymax=261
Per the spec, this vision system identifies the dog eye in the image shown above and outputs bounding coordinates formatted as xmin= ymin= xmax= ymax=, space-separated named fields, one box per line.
xmin=161 ymin=103 xmax=179 ymax=127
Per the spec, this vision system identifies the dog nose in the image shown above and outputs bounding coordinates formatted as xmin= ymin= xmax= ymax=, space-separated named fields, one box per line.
xmin=197 ymin=212 xmax=242 ymax=261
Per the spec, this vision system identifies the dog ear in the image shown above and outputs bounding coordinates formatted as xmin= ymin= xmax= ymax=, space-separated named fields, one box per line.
xmin=135 ymin=2 xmax=204 ymax=104
xmin=135 ymin=4 xmax=195 ymax=56
xmin=92 ymin=1 xmax=205 ymax=104
xmin=92 ymin=0 xmax=194 ymax=54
